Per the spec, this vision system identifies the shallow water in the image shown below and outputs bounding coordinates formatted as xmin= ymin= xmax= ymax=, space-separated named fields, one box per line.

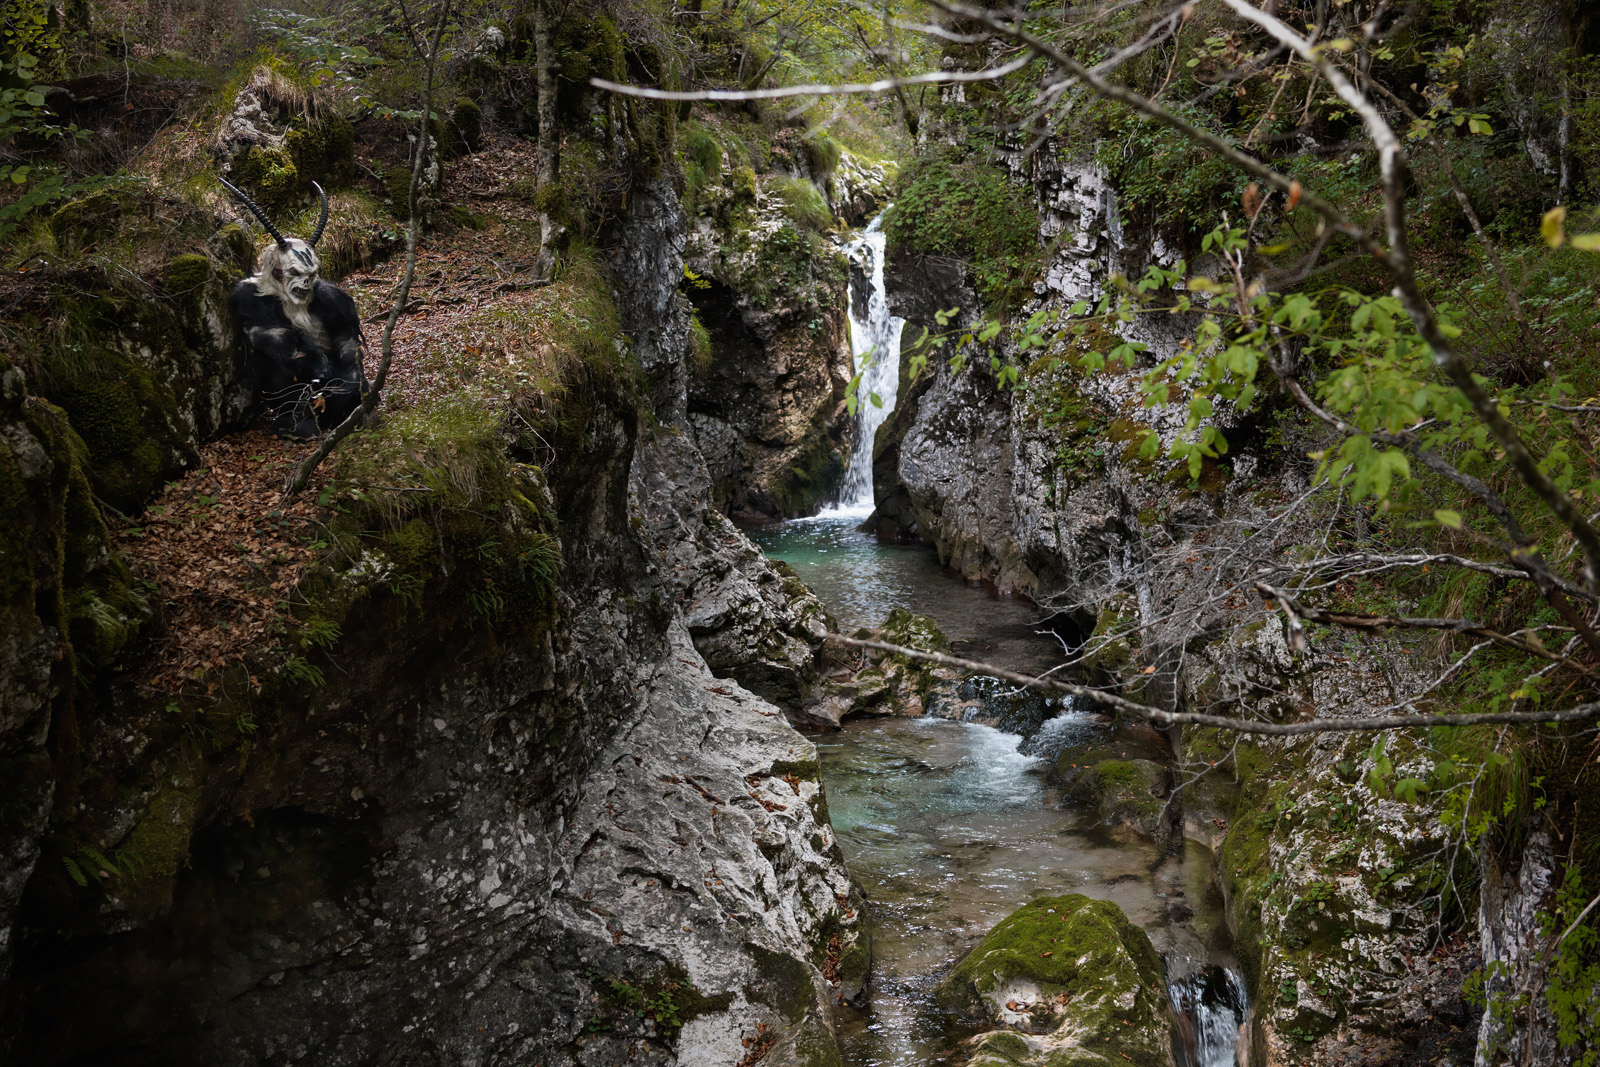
xmin=748 ymin=509 xmax=1064 ymax=677
xmin=752 ymin=511 xmax=1246 ymax=1067
xmin=817 ymin=715 xmax=1241 ymax=1066
xmin=750 ymin=217 xmax=1245 ymax=1064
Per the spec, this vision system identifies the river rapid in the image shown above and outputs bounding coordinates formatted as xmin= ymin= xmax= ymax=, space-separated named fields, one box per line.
xmin=741 ymin=215 xmax=1250 ymax=1067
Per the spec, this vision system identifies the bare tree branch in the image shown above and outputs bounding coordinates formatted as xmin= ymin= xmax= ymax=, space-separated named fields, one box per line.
xmin=1255 ymin=581 xmax=1597 ymax=676
xmin=285 ymin=0 xmax=451 ymax=496
xmin=1282 ymin=552 xmax=1530 ymax=582
xmin=827 ymin=635 xmax=1600 ymax=733
xmin=590 ymin=51 xmax=1037 ymax=101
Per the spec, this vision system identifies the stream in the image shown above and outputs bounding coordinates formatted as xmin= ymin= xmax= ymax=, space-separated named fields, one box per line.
xmin=742 ymin=216 xmax=1250 ymax=1067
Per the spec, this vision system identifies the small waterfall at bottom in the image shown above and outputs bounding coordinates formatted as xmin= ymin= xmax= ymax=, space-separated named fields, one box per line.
xmin=1169 ymin=965 xmax=1249 ymax=1067
xmin=839 ymin=211 xmax=906 ymax=511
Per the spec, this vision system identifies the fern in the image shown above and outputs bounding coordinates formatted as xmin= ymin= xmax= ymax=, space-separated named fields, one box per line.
xmin=283 ymin=654 xmax=325 ymax=687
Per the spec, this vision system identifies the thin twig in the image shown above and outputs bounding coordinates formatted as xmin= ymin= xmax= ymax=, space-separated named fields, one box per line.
xmin=285 ymin=0 xmax=453 ymax=496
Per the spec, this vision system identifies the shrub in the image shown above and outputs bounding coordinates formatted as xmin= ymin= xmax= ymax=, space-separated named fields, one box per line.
xmin=804 ymin=127 xmax=843 ymax=178
xmin=882 ymin=155 xmax=1040 ymax=304
xmin=771 ymin=175 xmax=832 ymax=232
xmin=681 ymin=125 xmax=722 ymax=178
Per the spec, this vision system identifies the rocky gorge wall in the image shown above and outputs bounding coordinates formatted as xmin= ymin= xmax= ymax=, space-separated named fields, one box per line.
xmin=867 ymin=140 xmax=1570 ymax=1065
xmin=678 ymin=130 xmax=892 ymax=519
xmin=0 ymin=156 xmax=863 ymax=1067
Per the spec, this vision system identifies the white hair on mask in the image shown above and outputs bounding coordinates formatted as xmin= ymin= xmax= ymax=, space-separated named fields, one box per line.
xmin=252 ymin=238 xmax=330 ymax=350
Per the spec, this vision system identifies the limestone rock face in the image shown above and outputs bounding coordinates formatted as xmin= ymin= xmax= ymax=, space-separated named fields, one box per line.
xmin=825 ymin=150 xmax=893 ymax=228
xmin=683 ymin=177 xmax=853 ymax=518
xmin=633 ymin=427 xmax=830 ymax=715
xmin=937 ymin=895 xmax=1175 ymax=1067
xmin=872 ymin=137 xmax=1488 ymax=1065
xmin=610 ymin=179 xmax=695 ymax=425
xmin=543 ymin=621 xmax=864 ymax=1067
xmin=5 ymin=151 xmax=861 ymax=1067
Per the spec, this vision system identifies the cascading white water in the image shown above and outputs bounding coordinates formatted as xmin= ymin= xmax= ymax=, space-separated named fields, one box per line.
xmin=1169 ymin=965 xmax=1249 ymax=1067
xmin=838 ymin=212 xmax=906 ymax=512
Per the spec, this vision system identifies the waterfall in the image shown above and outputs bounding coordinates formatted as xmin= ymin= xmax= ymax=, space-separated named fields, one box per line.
xmin=838 ymin=212 xmax=906 ymax=512
xmin=1169 ymin=965 xmax=1248 ymax=1067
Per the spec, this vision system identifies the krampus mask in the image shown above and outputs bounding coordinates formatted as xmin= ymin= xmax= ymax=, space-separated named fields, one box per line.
xmin=222 ymin=176 xmax=368 ymax=438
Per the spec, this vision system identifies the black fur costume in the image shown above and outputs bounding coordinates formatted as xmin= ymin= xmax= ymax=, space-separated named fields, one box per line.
xmin=221 ymin=177 xmax=369 ymax=438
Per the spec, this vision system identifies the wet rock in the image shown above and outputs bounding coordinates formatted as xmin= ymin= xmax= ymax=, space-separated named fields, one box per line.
xmin=682 ymin=175 xmax=854 ymax=517
xmin=619 ymin=172 xmax=833 ymax=721
xmin=802 ymin=608 xmax=956 ymax=727
xmin=924 ymin=674 xmax=1068 ymax=738
xmin=938 ymin=895 xmax=1175 ymax=1067
xmin=1062 ymin=759 xmax=1171 ymax=843
xmin=801 ymin=669 xmax=893 ymax=729
xmin=825 ymin=151 xmax=893 ymax=228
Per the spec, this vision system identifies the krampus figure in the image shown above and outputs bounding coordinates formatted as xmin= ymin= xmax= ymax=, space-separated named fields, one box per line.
xmin=221 ymin=177 xmax=368 ymax=438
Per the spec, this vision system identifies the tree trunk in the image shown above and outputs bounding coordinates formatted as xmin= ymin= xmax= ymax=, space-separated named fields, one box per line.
xmin=534 ymin=0 xmax=562 ymax=276
xmin=1475 ymin=825 xmax=1568 ymax=1067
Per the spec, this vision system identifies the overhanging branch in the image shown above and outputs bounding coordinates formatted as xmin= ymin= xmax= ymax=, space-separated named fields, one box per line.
xmin=829 ymin=635 xmax=1600 ymax=734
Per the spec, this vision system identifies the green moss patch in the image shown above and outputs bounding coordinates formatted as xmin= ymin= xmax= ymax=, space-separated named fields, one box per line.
xmin=40 ymin=347 xmax=189 ymax=514
xmin=938 ymin=895 xmax=1172 ymax=1067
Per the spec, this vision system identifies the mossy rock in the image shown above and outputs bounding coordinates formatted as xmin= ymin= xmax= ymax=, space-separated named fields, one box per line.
xmin=881 ymin=607 xmax=950 ymax=655
xmin=234 ymin=145 xmax=302 ymax=213
xmin=1065 ymin=759 xmax=1168 ymax=841
xmin=106 ymin=778 xmax=201 ymax=923
xmin=448 ymin=97 xmax=482 ymax=154
xmin=232 ymin=115 xmax=354 ymax=213
xmin=937 ymin=895 xmax=1173 ymax=1067
xmin=209 ymin=223 xmax=256 ymax=274
xmin=385 ymin=157 xmax=445 ymax=222
xmin=48 ymin=190 xmax=138 ymax=252
xmin=286 ymin=114 xmax=356 ymax=187
xmin=41 ymin=348 xmax=190 ymax=514
xmin=162 ymin=254 xmax=214 ymax=310
xmin=2 ymin=354 xmax=149 ymax=732
xmin=768 ymin=401 xmax=847 ymax=517
xmin=1080 ymin=601 xmax=1139 ymax=676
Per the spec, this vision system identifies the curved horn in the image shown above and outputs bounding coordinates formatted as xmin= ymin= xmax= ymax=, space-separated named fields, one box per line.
xmin=309 ymin=181 xmax=330 ymax=247
xmin=218 ymin=175 xmax=289 ymax=248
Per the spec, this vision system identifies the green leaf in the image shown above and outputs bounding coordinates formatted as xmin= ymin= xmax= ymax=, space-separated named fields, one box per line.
xmin=24 ymin=89 xmax=44 ymax=107
xmin=1434 ymin=509 xmax=1463 ymax=528
xmin=1393 ymin=778 xmax=1429 ymax=803
xmin=1542 ymin=206 xmax=1567 ymax=248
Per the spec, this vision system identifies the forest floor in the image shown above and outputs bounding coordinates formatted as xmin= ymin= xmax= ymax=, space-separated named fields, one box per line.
xmin=111 ymin=130 xmax=588 ymax=693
